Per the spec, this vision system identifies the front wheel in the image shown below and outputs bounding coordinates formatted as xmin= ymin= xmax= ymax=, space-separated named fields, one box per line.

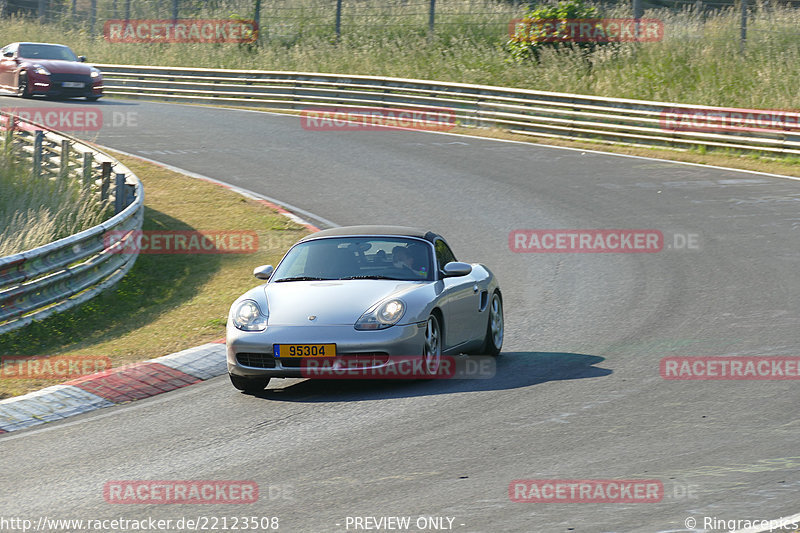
xmin=422 ymin=314 xmax=442 ymax=375
xmin=481 ymin=292 xmax=503 ymax=356
xmin=229 ymin=373 xmax=270 ymax=393
xmin=17 ymin=71 xmax=32 ymax=98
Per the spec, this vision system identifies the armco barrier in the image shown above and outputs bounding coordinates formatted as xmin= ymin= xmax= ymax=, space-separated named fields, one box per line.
xmin=94 ymin=63 xmax=800 ymax=156
xmin=0 ymin=111 xmax=144 ymax=335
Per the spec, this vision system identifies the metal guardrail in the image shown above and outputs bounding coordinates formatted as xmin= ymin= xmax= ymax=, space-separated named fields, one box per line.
xmin=94 ymin=63 xmax=800 ymax=156
xmin=0 ymin=111 xmax=144 ymax=335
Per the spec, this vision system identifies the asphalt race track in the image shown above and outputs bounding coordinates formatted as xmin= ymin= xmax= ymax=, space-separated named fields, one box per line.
xmin=1 ymin=97 xmax=799 ymax=533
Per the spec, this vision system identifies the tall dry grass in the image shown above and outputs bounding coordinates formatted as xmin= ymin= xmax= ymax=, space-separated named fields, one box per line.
xmin=0 ymin=150 xmax=109 ymax=256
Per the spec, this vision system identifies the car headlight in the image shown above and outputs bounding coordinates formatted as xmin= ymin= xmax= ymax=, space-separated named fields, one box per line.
xmin=33 ymin=64 xmax=51 ymax=76
xmin=90 ymin=68 xmax=101 ymax=78
xmin=355 ymin=299 xmax=405 ymax=330
xmin=231 ymin=299 xmax=268 ymax=331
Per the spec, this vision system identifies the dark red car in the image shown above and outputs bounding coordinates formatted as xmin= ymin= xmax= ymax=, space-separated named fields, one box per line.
xmin=0 ymin=42 xmax=103 ymax=100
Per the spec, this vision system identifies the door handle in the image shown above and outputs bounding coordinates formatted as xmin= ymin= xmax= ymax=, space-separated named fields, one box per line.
xmin=473 ymin=284 xmax=479 ymax=293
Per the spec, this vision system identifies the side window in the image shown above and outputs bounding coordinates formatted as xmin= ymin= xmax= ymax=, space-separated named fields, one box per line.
xmin=434 ymin=239 xmax=457 ymax=271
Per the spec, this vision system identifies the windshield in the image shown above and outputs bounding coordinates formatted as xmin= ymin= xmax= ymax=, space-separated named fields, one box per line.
xmin=18 ymin=44 xmax=78 ymax=61
xmin=272 ymin=236 xmax=433 ymax=282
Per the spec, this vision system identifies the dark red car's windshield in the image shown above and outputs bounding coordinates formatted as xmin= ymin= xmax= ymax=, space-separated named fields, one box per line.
xmin=18 ymin=44 xmax=78 ymax=62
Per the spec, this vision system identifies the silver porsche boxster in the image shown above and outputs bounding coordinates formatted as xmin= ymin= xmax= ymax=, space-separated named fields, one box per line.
xmin=226 ymin=225 xmax=503 ymax=392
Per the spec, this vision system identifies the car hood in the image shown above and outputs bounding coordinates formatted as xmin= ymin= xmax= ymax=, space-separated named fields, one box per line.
xmin=264 ymin=280 xmax=423 ymax=326
xmin=22 ymin=59 xmax=94 ymax=75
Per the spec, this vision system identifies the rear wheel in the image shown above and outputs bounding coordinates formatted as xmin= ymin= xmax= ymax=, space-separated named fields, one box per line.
xmin=422 ymin=314 xmax=442 ymax=375
xmin=229 ymin=373 xmax=270 ymax=393
xmin=17 ymin=71 xmax=31 ymax=98
xmin=481 ymin=292 xmax=503 ymax=356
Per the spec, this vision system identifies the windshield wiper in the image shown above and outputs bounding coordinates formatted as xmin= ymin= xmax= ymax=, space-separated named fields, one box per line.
xmin=273 ymin=276 xmax=332 ymax=282
xmin=339 ymin=275 xmax=395 ymax=280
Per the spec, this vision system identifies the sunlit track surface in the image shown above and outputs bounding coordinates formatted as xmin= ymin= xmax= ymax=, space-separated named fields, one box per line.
xmin=2 ymin=97 xmax=799 ymax=532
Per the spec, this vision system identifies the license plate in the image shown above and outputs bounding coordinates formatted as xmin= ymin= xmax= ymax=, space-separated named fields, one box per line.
xmin=62 ymin=82 xmax=85 ymax=88
xmin=274 ymin=344 xmax=336 ymax=358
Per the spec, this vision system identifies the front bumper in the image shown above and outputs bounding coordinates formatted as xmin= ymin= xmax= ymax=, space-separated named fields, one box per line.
xmin=227 ymin=322 xmax=427 ymax=378
xmin=29 ymin=72 xmax=102 ymax=98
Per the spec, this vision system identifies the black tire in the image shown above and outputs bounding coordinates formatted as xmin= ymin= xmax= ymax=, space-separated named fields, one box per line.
xmin=17 ymin=71 xmax=32 ymax=98
xmin=229 ymin=373 xmax=270 ymax=393
xmin=481 ymin=292 xmax=503 ymax=357
xmin=86 ymin=96 xmax=100 ymax=101
xmin=422 ymin=313 xmax=442 ymax=375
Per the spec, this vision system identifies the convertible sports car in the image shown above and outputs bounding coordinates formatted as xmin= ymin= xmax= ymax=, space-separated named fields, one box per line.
xmin=0 ymin=42 xmax=103 ymax=100
xmin=226 ymin=225 xmax=503 ymax=392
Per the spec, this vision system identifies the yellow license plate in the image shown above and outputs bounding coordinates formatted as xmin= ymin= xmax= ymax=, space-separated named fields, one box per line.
xmin=274 ymin=344 xmax=336 ymax=358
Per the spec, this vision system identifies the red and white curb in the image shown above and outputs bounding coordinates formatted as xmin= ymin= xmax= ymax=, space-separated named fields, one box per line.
xmin=0 ymin=341 xmax=226 ymax=434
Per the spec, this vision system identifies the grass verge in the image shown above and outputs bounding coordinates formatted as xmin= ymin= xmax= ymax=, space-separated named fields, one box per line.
xmin=0 ymin=152 xmax=309 ymax=399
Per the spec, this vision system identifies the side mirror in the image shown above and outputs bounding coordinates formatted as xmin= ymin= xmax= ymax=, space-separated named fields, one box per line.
xmin=442 ymin=261 xmax=472 ymax=277
xmin=3 ymin=52 xmax=13 ymax=58
xmin=253 ymin=265 xmax=274 ymax=280
xmin=78 ymin=55 xmax=86 ymax=62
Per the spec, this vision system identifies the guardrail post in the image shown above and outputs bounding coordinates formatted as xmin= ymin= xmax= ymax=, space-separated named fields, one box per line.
xmin=59 ymin=140 xmax=70 ymax=179
xmin=101 ymin=161 xmax=111 ymax=203
xmin=114 ymin=173 xmax=126 ymax=213
xmin=82 ymin=152 xmax=93 ymax=189
xmin=33 ymin=131 xmax=43 ymax=178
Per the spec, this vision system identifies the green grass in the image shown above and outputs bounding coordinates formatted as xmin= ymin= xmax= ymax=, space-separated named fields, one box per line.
xmin=0 ymin=153 xmax=308 ymax=399
xmin=2 ymin=1 xmax=800 ymax=109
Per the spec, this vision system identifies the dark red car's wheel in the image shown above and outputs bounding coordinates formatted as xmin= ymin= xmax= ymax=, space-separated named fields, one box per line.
xmin=17 ymin=71 xmax=32 ymax=98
